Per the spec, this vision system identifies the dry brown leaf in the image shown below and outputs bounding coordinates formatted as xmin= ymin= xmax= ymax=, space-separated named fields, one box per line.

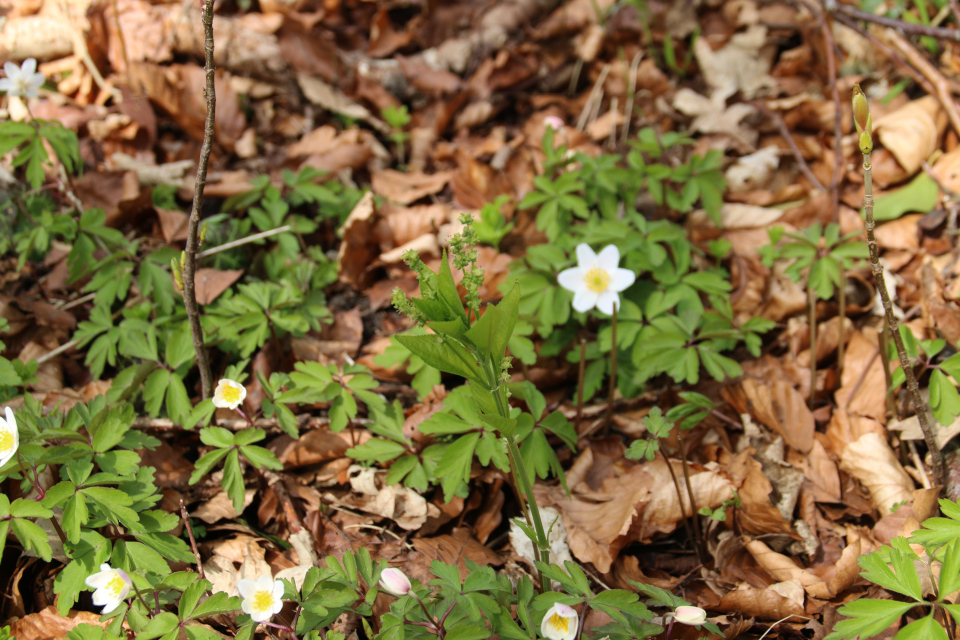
xmin=269 ymin=428 xmax=352 ymax=468
xmin=337 ymin=192 xmax=379 ymax=289
xmin=195 ymin=269 xmax=243 ymax=305
xmin=372 ymin=169 xmax=455 ymax=205
xmin=787 ymin=438 xmax=841 ymax=503
xmin=839 ymin=432 xmax=915 ymax=515
xmin=194 ymin=489 xmax=257 ymax=524
xmin=740 ymin=379 xmax=814 ymax=453
xmin=695 ymin=24 xmax=777 ymax=101
xmin=156 ymin=207 xmax=189 ymax=243
xmin=638 ymin=457 xmax=736 ymax=540
xmin=725 ymin=146 xmax=781 ymax=193
xmin=298 ymin=73 xmax=388 ymax=133
xmin=833 ymin=331 xmax=886 ymax=421
xmin=718 ymin=584 xmax=805 ymax=621
xmin=323 ymin=465 xmax=439 ymax=530
xmin=875 ymin=214 xmax=921 ymax=252
xmin=673 ymin=89 xmax=757 ymax=152
xmin=874 ymin=96 xmax=946 ymax=175
xmin=728 ymin=449 xmax=795 ymax=536
xmin=411 ymin=528 xmax=503 ymax=579
xmin=11 ymin=607 xmax=107 ymax=640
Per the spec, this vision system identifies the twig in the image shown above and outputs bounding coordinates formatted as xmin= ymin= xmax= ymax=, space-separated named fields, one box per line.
xmin=131 ymin=415 xmax=372 ymax=431
xmin=820 ymin=9 xmax=847 ymax=374
xmin=179 ymin=499 xmax=205 ymax=579
xmin=883 ymin=29 xmax=960 ymax=139
xmin=621 ymin=52 xmax=643 ymax=145
xmin=576 ymin=339 xmax=586 ymax=433
xmin=182 ymin=0 xmax=217 ymax=400
xmin=827 ymin=2 xmax=960 ymax=41
xmin=677 ymin=433 xmax=705 ymax=562
xmin=197 ymin=225 xmax=292 ymax=258
xmin=854 ymin=85 xmax=947 ymax=490
xmin=756 ymin=104 xmax=825 ymax=192
xmin=808 ymin=277 xmax=818 ymax=409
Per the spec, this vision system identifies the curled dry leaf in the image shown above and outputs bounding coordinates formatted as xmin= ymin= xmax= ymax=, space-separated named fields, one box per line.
xmin=718 ymin=584 xmax=805 ymax=621
xmin=838 ymin=431 xmax=915 ymax=515
xmin=321 ymin=465 xmax=439 ymax=530
xmin=874 ymin=96 xmax=946 ymax=175
xmin=727 ymin=449 xmax=795 ymax=536
xmin=372 ymin=169 xmax=455 ymax=205
xmin=269 ymin=427 xmax=353 ymax=468
xmin=833 ymin=331 xmax=887 ymax=422
xmin=337 ymin=191 xmax=379 ymax=289
xmin=638 ymin=457 xmax=736 ymax=541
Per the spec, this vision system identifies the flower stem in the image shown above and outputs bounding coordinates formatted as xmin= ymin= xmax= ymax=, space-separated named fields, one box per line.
xmin=808 ymin=279 xmax=817 ymax=410
xmin=576 ymin=338 xmax=586 ymax=434
xmin=605 ymin=305 xmax=619 ymax=427
xmin=179 ymin=499 xmax=205 ymax=579
xmin=676 ymin=433 xmax=705 ymax=564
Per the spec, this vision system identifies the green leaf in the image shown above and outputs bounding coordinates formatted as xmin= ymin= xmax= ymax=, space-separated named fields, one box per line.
xmin=938 ymin=540 xmax=960 ymax=598
xmin=434 ymin=433 xmax=480 ymax=502
xmin=189 ymin=447 xmax=230 ymax=484
xmin=859 ymin=547 xmax=923 ymax=601
xmin=930 ymin=369 xmax=960 ymax=427
xmin=871 ymin=172 xmax=939 ymax=221
xmin=11 ymin=518 xmax=52 ymax=561
xmin=135 ymin=612 xmax=180 ymax=640
xmin=239 ymin=445 xmax=283 ymax=470
xmin=893 ymin=613 xmax=948 ymax=640
xmin=223 ymin=449 xmax=246 ymax=514
xmin=191 ymin=591 xmax=242 ymax=619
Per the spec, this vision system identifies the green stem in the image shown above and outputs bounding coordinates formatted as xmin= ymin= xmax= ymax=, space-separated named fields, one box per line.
xmin=605 ymin=305 xmax=619 ymax=426
xmin=506 ymin=437 xmax=551 ymax=589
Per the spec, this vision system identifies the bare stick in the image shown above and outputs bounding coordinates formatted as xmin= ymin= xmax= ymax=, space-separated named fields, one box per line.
xmin=853 ymin=85 xmax=946 ymax=489
xmin=180 ymin=499 xmax=205 ymax=579
xmin=828 ymin=2 xmax=960 ymax=42
xmin=182 ymin=0 xmax=217 ymax=400
xmin=676 ymin=433 xmax=705 ymax=563
xmin=198 ymin=225 xmax=292 ymax=258
xmin=821 ymin=10 xmax=847 ymax=375
xmin=756 ymin=105 xmax=826 ymax=192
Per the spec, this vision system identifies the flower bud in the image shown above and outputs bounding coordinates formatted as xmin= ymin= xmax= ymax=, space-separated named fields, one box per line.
xmin=852 ymin=84 xmax=871 ymax=136
xmin=674 ymin=605 xmax=708 ymax=626
xmin=378 ymin=568 xmax=411 ymax=597
xmin=858 ymin=129 xmax=873 ymax=155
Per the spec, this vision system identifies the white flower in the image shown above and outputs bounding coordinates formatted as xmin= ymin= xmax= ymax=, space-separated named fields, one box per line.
xmin=544 ymin=115 xmax=565 ymax=131
xmin=84 ymin=563 xmax=132 ymax=614
xmin=378 ymin=567 xmax=412 ymax=596
xmin=674 ymin=605 xmax=707 ymax=625
xmin=238 ymin=575 xmax=285 ymax=623
xmin=557 ymin=244 xmax=636 ymax=315
xmin=0 ymin=407 xmax=19 ymax=468
xmin=213 ymin=378 xmax=246 ymax=410
xmin=0 ymin=59 xmax=45 ymax=98
xmin=541 ymin=603 xmax=578 ymax=640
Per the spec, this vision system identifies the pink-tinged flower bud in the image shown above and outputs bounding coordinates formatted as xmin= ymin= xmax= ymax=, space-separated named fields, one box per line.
xmin=544 ymin=115 xmax=565 ymax=131
xmin=378 ymin=567 xmax=411 ymax=596
xmin=674 ymin=605 xmax=708 ymax=625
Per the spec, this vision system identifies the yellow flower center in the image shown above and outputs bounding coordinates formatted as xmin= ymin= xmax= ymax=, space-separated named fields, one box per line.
xmin=252 ymin=590 xmax=274 ymax=612
xmin=548 ymin=613 xmax=570 ymax=634
xmin=583 ymin=267 xmax=610 ymax=293
xmin=0 ymin=431 xmax=13 ymax=453
xmin=106 ymin=574 xmax=126 ymax=597
xmin=220 ymin=385 xmax=241 ymax=405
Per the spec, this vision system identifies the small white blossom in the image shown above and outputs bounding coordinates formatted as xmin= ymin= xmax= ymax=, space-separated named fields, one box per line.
xmin=557 ymin=244 xmax=636 ymax=315
xmin=541 ymin=603 xmax=578 ymax=640
xmin=213 ymin=378 xmax=246 ymax=410
xmin=0 ymin=59 xmax=45 ymax=98
xmin=238 ymin=575 xmax=285 ymax=623
xmin=544 ymin=115 xmax=565 ymax=131
xmin=674 ymin=605 xmax=707 ymax=625
xmin=378 ymin=567 xmax=412 ymax=596
xmin=84 ymin=563 xmax=132 ymax=614
xmin=0 ymin=407 xmax=19 ymax=468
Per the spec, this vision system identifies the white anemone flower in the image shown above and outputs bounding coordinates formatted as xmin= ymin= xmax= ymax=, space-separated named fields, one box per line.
xmin=674 ymin=605 xmax=708 ymax=625
xmin=238 ymin=575 xmax=285 ymax=623
xmin=84 ymin=563 xmax=132 ymax=614
xmin=0 ymin=59 xmax=45 ymax=98
xmin=213 ymin=378 xmax=246 ymax=410
xmin=0 ymin=407 xmax=19 ymax=468
xmin=557 ymin=244 xmax=636 ymax=315
xmin=540 ymin=603 xmax=578 ymax=640
xmin=378 ymin=567 xmax=412 ymax=597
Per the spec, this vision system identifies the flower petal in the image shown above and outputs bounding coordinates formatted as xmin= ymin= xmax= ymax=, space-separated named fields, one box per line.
xmin=272 ymin=579 xmax=284 ymax=599
xmin=250 ymin=607 xmax=272 ymax=623
xmin=575 ymin=244 xmax=597 ymax=269
xmin=256 ymin=574 xmax=274 ymax=591
xmin=572 ymin=289 xmax=599 ymax=313
xmin=556 ymin=267 xmax=584 ymax=293
xmin=85 ymin=572 xmax=111 ymax=589
xmin=609 ymin=268 xmax=636 ymax=292
xmin=240 ymin=599 xmax=255 ymax=616
xmin=91 ymin=589 xmax=112 ymax=606
xmin=596 ymin=291 xmax=620 ymax=315
xmin=237 ymin=579 xmax=257 ymax=600
xmin=596 ymin=245 xmax=621 ymax=271
xmin=21 ymin=59 xmax=36 ymax=75
xmin=3 ymin=62 xmax=18 ymax=79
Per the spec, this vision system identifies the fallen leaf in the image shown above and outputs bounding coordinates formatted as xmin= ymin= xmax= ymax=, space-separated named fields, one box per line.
xmin=372 ymin=169 xmax=455 ymax=205
xmin=194 ymin=489 xmax=257 ymax=524
xmin=673 ymin=88 xmax=757 ymax=152
xmin=195 ymin=269 xmax=244 ymax=305
xmin=693 ymin=24 xmax=777 ymax=101
xmin=838 ymin=431 xmax=915 ymax=515
xmin=11 ymin=607 xmax=107 ymax=640
xmin=874 ymin=96 xmax=946 ymax=175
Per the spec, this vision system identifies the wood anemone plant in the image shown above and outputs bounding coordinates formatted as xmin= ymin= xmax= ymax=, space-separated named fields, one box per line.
xmin=853 ymin=84 xmax=947 ymax=491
